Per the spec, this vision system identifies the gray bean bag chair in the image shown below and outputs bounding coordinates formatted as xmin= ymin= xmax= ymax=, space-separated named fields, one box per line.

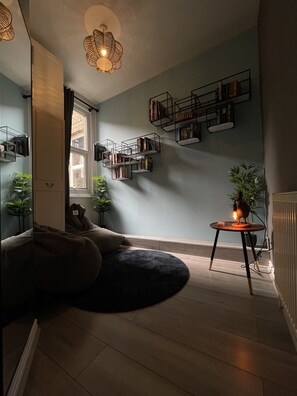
xmin=34 ymin=224 xmax=102 ymax=294
xmin=65 ymin=203 xmax=124 ymax=254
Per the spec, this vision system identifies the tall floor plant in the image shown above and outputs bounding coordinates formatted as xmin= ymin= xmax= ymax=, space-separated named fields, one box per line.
xmin=92 ymin=175 xmax=112 ymax=227
xmin=6 ymin=172 xmax=32 ymax=234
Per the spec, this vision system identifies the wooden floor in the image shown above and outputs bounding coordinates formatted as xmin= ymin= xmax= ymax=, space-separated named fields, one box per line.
xmin=24 ymin=251 xmax=297 ymax=396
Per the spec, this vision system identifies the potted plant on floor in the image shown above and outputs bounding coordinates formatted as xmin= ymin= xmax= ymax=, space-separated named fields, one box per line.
xmin=92 ymin=175 xmax=112 ymax=227
xmin=6 ymin=172 xmax=32 ymax=234
xmin=228 ymin=162 xmax=266 ymax=246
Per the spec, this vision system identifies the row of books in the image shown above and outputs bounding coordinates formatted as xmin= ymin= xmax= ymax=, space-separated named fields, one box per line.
xmin=149 ymin=99 xmax=169 ymax=122
xmin=109 ymin=153 xmax=132 ymax=165
xmin=216 ymin=103 xmax=233 ymax=124
xmin=113 ymin=167 xmax=130 ymax=179
xmin=216 ymin=80 xmax=240 ymax=101
xmin=175 ymin=110 xmax=194 ymax=123
xmin=178 ymin=124 xmax=198 ymax=141
xmin=137 ymin=137 xmax=160 ymax=153
xmin=134 ymin=157 xmax=153 ymax=172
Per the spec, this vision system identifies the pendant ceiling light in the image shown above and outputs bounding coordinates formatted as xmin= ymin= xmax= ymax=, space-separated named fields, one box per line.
xmin=83 ymin=24 xmax=123 ymax=74
xmin=0 ymin=1 xmax=14 ymax=41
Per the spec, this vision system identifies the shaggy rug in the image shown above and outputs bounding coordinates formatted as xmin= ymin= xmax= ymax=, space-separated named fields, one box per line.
xmin=68 ymin=248 xmax=189 ymax=313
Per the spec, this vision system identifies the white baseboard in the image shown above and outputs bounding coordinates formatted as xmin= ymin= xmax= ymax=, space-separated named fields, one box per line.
xmin=7 ymin=319 xmax=40 ymax=396
xmin=123 ymin=234 xmax=270 ymax=264
xmin=274 ymin=285 xmax=297 ymax=352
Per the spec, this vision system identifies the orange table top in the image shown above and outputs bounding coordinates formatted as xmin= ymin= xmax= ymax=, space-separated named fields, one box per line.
xmin=210 ymin=221 xmax=265 ymax=233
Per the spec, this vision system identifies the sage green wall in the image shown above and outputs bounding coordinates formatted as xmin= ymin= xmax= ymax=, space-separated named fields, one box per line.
xmin=0 ymin=74 xmax=31 ymax=239
xmin=96 ymin=28 xmax=264 ymax=244
xmin=258 ymin=0 xmax=297 ymax=239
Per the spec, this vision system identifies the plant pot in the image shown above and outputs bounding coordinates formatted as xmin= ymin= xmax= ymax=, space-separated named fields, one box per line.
xmin=245 ymin=233 xmax=257 ymax=248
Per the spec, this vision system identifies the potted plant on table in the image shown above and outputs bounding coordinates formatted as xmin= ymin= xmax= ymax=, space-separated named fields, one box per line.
xmin=6 ymin=172 xmax=32 ymax=234
xmin=92 ymin=175 xmax=112 ymax=227
xmin=228 ymin=162 xmax=266 ymax=246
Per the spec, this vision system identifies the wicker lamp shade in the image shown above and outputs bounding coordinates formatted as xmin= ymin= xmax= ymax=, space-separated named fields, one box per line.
xmin=83 ymin=25 xmax=123 ymax=73
xmin=0 ymin=1 xmax=14 ymax=41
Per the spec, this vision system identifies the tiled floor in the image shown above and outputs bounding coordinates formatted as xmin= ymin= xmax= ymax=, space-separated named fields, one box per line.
xmin=24 ymin=252 xmax=297 ymax=395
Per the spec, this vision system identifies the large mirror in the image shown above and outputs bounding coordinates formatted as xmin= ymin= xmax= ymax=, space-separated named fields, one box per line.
xmin=0 ymin=0 xmax=34 ymax=393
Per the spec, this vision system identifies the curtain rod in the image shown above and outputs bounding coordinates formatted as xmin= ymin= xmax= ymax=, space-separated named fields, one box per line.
xmin=74 ymin=96 xmax=99 ymax=112
xmin=21 ymin=94 xmax=99 ymax=113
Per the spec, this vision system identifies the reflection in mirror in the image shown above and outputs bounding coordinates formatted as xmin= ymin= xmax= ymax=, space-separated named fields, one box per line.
xmin=0 ymin=0 xmax=35 ymax=394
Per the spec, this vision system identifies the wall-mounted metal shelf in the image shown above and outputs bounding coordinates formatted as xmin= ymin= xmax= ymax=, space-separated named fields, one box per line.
xmin=94 ymin=133 xmax=160 ymax=180
xmin=0 ymin=126 xmax=29 ymax=162
xmin=149 ymin=70 xmax=251 ymax=144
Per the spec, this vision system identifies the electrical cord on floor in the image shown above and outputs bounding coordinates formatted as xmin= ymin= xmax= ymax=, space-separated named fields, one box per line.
xmin=249 ymin=210 xmax=273 ymax=261
xmin=240 ymin=211 xmax=274 ymax=275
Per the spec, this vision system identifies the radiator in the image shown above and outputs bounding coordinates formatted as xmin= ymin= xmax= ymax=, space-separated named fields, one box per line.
xmin=273 ymin=191 xmax=297 ymax=349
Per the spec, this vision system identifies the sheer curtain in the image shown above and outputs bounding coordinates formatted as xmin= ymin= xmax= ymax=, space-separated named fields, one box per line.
xmin=64 ymin=87 xmax=74 ymax=209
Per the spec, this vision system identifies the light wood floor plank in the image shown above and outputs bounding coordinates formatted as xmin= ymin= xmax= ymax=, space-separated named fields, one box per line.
xmin=77 ymin=346 xmax=192 ymax=396
xmin=262 ymin=380 xmax=297 ymax=396
xmin=132 ymin=304 xmax=297 ymax=392
xmin=256 ymin=317 xmax=296 ymax=352
xmin=178 ymin=283 xmax=284 ymax=324
xmin=150 ymin=294 xmax=258 ymax=340
xmin=63 ymin=308 xmax=263 ymax=396
xmin=24 ymin=348 xmax=91 ymax=396
xmin=38 ymin=315 xmax=106 ymax=378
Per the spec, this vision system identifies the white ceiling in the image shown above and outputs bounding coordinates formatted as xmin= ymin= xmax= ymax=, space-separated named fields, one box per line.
xmin=12 ymin=0 xmax=260 ymax=105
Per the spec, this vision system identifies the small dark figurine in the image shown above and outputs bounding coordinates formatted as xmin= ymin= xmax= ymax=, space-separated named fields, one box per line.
xmin=233 ymin=191 xmax=250 ymax=224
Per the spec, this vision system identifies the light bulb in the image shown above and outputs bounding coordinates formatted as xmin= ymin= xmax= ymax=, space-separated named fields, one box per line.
xmin=100 ymin=47 xmax=107 ymax=57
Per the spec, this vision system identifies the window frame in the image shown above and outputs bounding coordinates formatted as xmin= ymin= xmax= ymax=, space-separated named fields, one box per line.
xmin=69 ymin=99 xmax=96 ymax=197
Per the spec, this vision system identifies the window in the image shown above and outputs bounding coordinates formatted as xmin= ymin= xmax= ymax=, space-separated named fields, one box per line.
xmin=69 ymin=99 xmax=96 ymax=196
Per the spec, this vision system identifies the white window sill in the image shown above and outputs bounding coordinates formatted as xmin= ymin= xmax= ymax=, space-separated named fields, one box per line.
xmin=70 ymin=189 xmax=92 ymax=198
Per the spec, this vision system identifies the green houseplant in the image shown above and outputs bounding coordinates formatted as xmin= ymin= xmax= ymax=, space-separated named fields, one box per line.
xmin=228 ymin=162 xmax=265 ymax=216
xmin=228 ymin=162 xmax=266 ymax=246
xmin=6 ymin=172 xmax=32 ymax=234
xmin=92 ymin=175 xmax=112 ymax=227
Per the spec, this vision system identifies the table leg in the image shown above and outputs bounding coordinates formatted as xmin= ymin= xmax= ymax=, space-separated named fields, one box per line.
xmin=209 ymin=230 xmax=220 ymax=270
xmin=240 ymin=232 xmax=253 ymax=295
xmin=246 ymin=232 xmax=260 ymax=272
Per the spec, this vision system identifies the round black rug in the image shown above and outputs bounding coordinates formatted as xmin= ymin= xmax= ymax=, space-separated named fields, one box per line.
xmin=68 ymin=248 xmax=189 ymax=313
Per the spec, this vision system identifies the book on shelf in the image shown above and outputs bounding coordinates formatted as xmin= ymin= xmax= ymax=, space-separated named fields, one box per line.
xmin=145 ymin=157 xmax=153 ymax=171
xmin=216 ymin=82 xmax=228 ymax=101
xmin=137 ymin=137 xmax=160 ymax=153
xmin=143 ymin=137 xmax=150 ymax=151
xmin=178 ymin=125 xmax=194 ymax=141
xmin=175 ymin=110 xmax=193 ymax=123
xmin=216 ymin=80 xmax=240 ymax=101
xmin=227 ymin=80 xmax=240 ymax=98
xmin=217 ymin=103 xmax=233 ymax=124
xmin=111 ymin=153 xmax=123 ymax=164
xmin=137 ymin=158 xmax=145 ymax=170
xmin=114 ymin=166 xmax=129 ymax=179
xmin=149 ymin=99 xmax=168 ymax=122
xmin=136 ymin=157 xmax=153 ymax=171
xmin=137 ymin=137 xmax=144 ymax=152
